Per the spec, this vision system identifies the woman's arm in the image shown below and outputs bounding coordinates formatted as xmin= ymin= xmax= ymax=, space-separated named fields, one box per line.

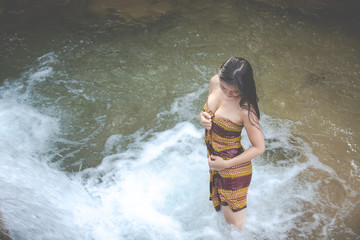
xmin=208 ymin=110 xmax=265 ymax=170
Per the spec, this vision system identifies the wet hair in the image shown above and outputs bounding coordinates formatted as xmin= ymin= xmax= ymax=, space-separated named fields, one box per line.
xmin=219 ymin=56 xmax=260 ymax=124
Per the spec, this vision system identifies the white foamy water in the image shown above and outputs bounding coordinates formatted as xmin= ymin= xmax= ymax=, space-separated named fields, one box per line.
xmin=0 ymin=81 xmax=345 ymax=239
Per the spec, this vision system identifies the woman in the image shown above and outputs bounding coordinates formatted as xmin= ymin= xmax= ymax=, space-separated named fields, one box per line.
xmin=199 ymin=57 xmax=265 ymax=229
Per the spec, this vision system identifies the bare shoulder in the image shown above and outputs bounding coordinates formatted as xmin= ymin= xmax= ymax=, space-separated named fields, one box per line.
xmin=209 ymin=75 xmax=220 ymax=94
xmin=239 ymin=105 xmax=260 ymax=127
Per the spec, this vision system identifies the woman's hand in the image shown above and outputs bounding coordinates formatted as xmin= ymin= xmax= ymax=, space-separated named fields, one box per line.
xmin=199 ymin=111 xmax=212 ymax=130
xmin=208 ymin=155 xmax=228 ymax=171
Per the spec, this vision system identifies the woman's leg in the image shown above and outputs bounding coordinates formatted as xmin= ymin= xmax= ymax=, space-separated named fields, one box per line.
xmin=222 ymin=205 xmax=246 ymax=229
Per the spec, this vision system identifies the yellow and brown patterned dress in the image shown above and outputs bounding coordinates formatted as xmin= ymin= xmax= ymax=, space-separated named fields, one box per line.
xmin=203 ymin=103 xmax=252 ymax=212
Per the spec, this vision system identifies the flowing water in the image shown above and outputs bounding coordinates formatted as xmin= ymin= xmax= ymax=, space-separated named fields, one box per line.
xmin=0 ymin=0 xmax=360 ymax=239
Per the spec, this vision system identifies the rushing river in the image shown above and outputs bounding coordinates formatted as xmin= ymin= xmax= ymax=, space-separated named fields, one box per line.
xmin=1 ymin=0 xmax=359 ymax=239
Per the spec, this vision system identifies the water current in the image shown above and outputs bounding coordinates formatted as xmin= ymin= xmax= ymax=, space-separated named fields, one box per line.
xmin=0 ymin=0 xmax=359 ymax=239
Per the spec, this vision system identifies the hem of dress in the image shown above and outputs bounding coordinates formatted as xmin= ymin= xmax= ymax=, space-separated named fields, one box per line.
xmin=210 ymin=200 xmax=247 ymax=212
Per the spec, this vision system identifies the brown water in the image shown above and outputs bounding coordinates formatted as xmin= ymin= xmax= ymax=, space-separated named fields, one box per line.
xmin=0 ymin=0 xmax=359 ymax=239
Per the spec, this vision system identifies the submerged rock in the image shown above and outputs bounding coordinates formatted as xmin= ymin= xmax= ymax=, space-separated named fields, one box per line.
xmin=249 ymin=0 xmax=360 ymax=18
xmin=0 ymin=212 xmax=12 ymax=240
xmin=251 ymin=0 xmax=333 ymax=10
xmin=87 ymin=0 xmax=176 ymax=23
xmin=0 ymin=0 xmax=180 ymax=30
xmin=306 ymin=73 xmax=326 ymax=85
xmin=1 ymin=0 xmax=359 ymax=30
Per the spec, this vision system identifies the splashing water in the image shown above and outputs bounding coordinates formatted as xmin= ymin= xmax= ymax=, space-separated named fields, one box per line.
xmin=0 ymin=68 xmax=351 ymax=239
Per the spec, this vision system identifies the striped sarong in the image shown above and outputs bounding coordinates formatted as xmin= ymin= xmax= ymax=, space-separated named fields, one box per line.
xmin=203 ymin=103 xmax=252 ymax=212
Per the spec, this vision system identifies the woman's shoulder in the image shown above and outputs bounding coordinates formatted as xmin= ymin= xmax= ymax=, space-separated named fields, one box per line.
xmin=239 ymin=104 xmax=259 ymax=126
xmin=209 ymin=75 xmax=220 ymax=94
xmin=210 ymin=74 xmax=220 ymax=83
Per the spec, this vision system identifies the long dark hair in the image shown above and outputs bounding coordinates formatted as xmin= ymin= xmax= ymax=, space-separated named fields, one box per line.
xmin=219 ymin=56 xmax=260 ymax=124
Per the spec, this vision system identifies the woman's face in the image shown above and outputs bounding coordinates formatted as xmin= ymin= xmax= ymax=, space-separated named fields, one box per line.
xmin=219 ymin=80 xmax=241 ymax=98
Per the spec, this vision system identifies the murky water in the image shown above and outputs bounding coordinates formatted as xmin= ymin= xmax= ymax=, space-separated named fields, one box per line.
xmin=1 ymin=0 xmax=359 ymax=239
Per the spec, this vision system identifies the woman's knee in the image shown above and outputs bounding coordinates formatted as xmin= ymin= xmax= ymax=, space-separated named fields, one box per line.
xmin=232 ymin=217 xmax=245 ymax=229
xmin=223 ymin=207 xmax=246 ymax=229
